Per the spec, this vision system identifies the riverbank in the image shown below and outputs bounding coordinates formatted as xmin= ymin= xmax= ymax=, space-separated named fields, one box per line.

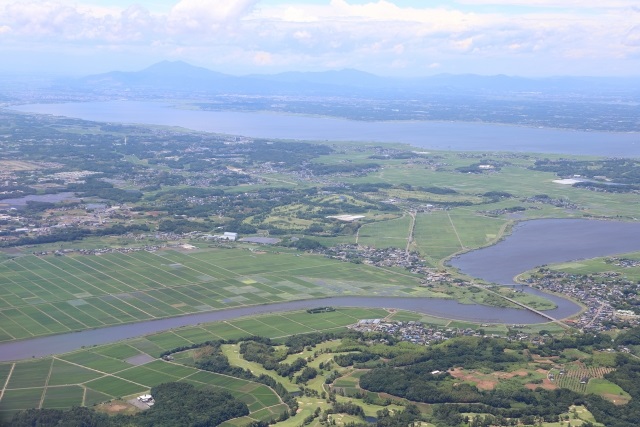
xmin=0 ymin=296 xmax=554 ymax=362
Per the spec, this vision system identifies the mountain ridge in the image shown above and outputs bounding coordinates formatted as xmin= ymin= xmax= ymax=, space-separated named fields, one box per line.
xmin=63 ymin=60 xmax=640 ymax=97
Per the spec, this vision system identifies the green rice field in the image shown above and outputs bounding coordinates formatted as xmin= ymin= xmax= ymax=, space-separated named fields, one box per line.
xmin=412 ymin=210 xmax=506 ymax=263
xmin=356 ymin=214 xmax=411 ymax=249
xmin=0 ymin=307 xmax=388 ymax=421
xmin=0 ymin=248 xmax=439 ymax=342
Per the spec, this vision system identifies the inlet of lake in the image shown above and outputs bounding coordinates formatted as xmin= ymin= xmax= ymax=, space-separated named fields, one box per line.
xmin=2 ymin=218 xmax=640 ymax=361
xmin=8 ymin=101 xmax=640 ymax=157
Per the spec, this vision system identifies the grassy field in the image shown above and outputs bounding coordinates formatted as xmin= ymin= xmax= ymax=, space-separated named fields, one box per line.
xmin=0 ymin=248 xmax=443 ymax=342
xmin=356 ymin=214 xmax=411 ymax=249
xmin=0 ymin=307 xmax=388 ymax=422
xmin=411 ymin=210 xmax=507 ymax=265
xmin=349 ymin=151 xmax=640 ymax=219
xmin=549 ymin=251 xmax=640 ymax=281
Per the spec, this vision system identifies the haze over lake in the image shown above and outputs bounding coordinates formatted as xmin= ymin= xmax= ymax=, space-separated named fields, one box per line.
xmin=10 ymin=101 xmax=640 ymax=157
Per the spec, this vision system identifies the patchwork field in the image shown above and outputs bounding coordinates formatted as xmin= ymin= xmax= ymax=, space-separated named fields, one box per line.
xmin=0 ymin=248 xmax=440 ymax=342
xmin=550 ymin=363 xmax=629 ymax=403
xmin=0 ymin=307 xmax=388 ymax=421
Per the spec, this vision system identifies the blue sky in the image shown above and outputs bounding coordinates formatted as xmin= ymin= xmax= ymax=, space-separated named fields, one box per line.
xmin=1 ymin=0 xmax=638 ymax=77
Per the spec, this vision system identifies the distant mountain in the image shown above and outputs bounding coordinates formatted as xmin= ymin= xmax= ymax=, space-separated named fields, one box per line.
xmin=60 ymin=60 xmax=640 ymax=98
xmin=77 ymin=60 xmax=237 ymax=91
xmin=249 ymin=69 xmax=389 ymax=88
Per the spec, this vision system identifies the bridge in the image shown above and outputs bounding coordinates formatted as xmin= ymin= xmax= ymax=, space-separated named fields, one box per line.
xmin=473 ymin=285 xmax=571 ymax=329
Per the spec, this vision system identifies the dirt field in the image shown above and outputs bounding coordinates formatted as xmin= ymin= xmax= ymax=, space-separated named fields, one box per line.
xmin=95 ymin=400 xmax=140 ymax=415
xmin=0 ymin=160 xmax=46 ymax=171
xmin=450 ymin=367 xmax=557 ymax=391
xmin=450 ymin=368 xmax=498 ymax=390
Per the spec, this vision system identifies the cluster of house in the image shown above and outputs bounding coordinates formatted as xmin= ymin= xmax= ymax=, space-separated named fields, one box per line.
xmin=0 ymin=204 xmax=138 ymax=243
xmin=522 ymin=195 xmax=580 ymax=210
xmin=32 ymin=244 xmax=168 ymax=257
xmin=605 ymin=257 xmax=640 ymax=268
xmin=526 ymin=269 xmax=640 ymax=331
xmin=349 ymin=319 xmax=498 ymax=345
xmin=319 ymin=244 xmax=451 ymax=283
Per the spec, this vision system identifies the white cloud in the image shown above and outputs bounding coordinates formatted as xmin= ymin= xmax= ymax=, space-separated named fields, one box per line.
xmin=625 ymin=25 xmax=640 ymax=46
xmin=293 ymin=30 xmax=311 ymax=40
xmin=168 ymin=0 xmax=258 ymax=32
xmin=455 ymin=0 xmax=639 ymax=7
xmin=0 ymin=0 xmax=638 ymax=76
xmin=392 ymin=44 xmax=404 ymax=55
xmin=253 ymin=50 xmax=273 ymax=65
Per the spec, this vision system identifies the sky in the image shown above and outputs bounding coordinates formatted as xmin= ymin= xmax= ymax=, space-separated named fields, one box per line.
xmin=0 ymin=0 xmax=639 ymax=77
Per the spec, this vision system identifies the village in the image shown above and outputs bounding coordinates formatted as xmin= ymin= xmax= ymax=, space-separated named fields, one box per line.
xmin=317 ymin=244 xmax=451 ymax=284
xmin=348 ymin=318 xmax=548 ymax=346
xmin=525 ymin=268 xmax=640 ymax=332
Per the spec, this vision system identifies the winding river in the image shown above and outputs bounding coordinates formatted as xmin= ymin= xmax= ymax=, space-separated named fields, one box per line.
xmin=1 ymin=219 xmax=640 ymax=361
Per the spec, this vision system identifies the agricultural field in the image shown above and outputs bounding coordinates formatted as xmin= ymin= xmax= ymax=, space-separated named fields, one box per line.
xmin=0 ymin=248 xmax=439 ymax=342
xmin=0 ymin=307 xmax=387 ymax=422
xmin=550 ymin=363 xmax=629 ymax=403
xmin=411 ymin=210 xmax=507 ymax=264
xmin=356 ymin=214 xmax=412 ymax=249
xmin=0 ymin=160 xmax=46 ymax=171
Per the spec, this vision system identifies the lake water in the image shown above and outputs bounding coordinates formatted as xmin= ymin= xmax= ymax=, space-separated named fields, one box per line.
xmin=9 ymin=101 xmax=640 ymax=157
xmin=0 ymin=192 xmax=78 ymax=209
xmin=450 ymin=219 xmax=640 ymax=319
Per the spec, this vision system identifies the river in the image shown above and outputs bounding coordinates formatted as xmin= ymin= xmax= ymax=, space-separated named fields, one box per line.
xmin=0 ymin=296 xmax=548 ymax=362
xmin=8 ymin=101 xmax=640 ymax=157
xmin=2 ymin=219 xmax=640 ymax=361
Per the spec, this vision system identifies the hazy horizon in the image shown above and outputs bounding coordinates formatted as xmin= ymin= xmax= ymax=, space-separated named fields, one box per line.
xmin=1 ymin=0 xmax=639 ymax=78
xmin=2 ymin=59 xmax=640 ymax=81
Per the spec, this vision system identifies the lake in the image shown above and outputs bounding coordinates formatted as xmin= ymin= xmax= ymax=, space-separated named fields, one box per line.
xmin=450 ymin=218 xmax=640 ymax=319
xmin=0 ymin=192 xmax=78 ymax=209
xmin=9 ymin=101 xmax=640 ymax=157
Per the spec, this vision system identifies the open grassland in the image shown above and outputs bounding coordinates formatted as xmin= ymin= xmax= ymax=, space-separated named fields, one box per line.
xmin=0 ymin=307 xmax=387 ymax=422
xmin=0 ymin=248 xmax=439 ymax=342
